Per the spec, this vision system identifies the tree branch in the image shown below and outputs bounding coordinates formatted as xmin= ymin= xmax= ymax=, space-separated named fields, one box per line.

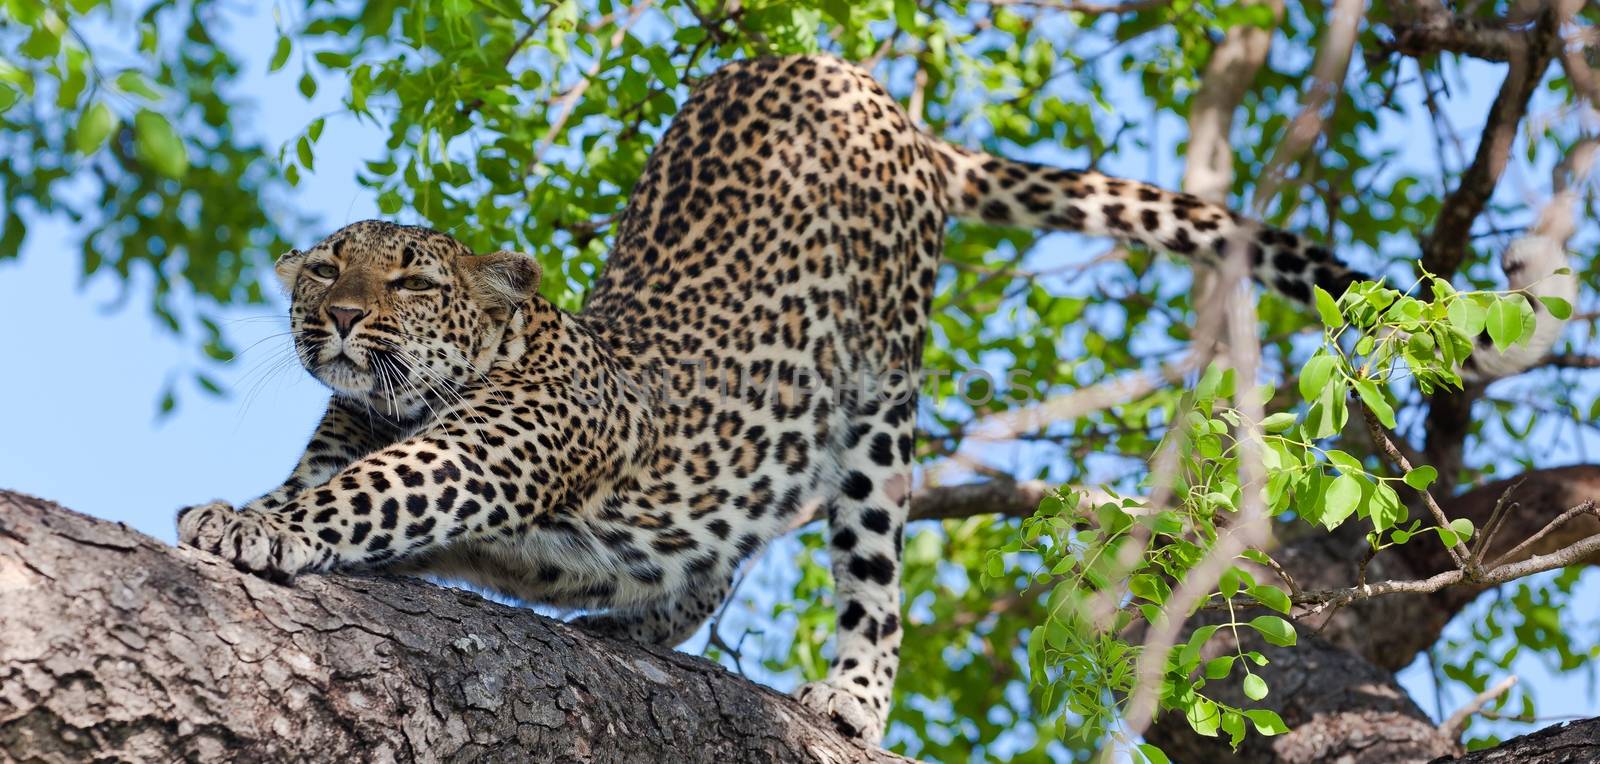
xmin=1384 ymin=15 xmax=1551 ymax=63
xmin=1421 ymin=7 xmax=1558 ymax=491
xmin=1419 ymin=8 xmax=1557 ymax=282
xmin=0 ymin=491 xmax=907 ymax=763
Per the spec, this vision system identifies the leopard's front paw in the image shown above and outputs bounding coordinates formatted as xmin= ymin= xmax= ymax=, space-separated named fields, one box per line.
xmin=176 ymin=501 xmax=318 ymax=581
xmin=796 ymin=679 xmax=886 ymax=745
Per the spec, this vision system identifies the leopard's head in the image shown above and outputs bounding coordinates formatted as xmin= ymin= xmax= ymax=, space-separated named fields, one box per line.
xmin=275 ymin=220 xmax=540 ymax=415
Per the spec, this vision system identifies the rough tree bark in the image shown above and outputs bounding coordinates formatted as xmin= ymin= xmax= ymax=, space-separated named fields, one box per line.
xmin=0 ymin=491 xmax=906 ymax=763
xmin=4 ymin=487 xmax=1598 ymax=763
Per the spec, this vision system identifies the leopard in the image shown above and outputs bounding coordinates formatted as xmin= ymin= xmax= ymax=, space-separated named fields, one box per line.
xmin=179 ymin=52 xmax=1400 ymax=745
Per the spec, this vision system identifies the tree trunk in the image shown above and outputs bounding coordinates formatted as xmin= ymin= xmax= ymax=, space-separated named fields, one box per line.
xmin=0 ymin=491 xmax=904 ymax=763
xmin=1 ymin=489 xmax=1594 ymax=763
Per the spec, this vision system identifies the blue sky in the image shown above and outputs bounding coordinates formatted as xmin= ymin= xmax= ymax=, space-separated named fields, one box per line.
xmin=0 ymin=2 xmax=1595 ymax=756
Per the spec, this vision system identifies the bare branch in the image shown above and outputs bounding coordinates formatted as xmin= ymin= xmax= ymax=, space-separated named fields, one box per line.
xmin=1293 ymin=526 xmax=1600 ymax=618
xmin=533 ymin=0 xmax=655 ymax=165
xmin=1420 ymin=9 xmax=1557 ymax=281
xmin=1490 ymin=500 xmax=1600 ymax=567
xmin=1385 ymin=15 xmax=1548 ymax=63
xmin=1442 ymin=675 xmax=1518 ymax=739
xmin=1539 ymin=353 xmax=1600 ymax=369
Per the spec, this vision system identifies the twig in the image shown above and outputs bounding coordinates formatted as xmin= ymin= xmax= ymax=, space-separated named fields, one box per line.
xmin=1440 ymin=675 xmax=1518 ymax=739
xmin=532 ymin=0 xmax=655 ymax=165
xmin=1420 ymin=9 xmax=1556 ymax=280
xmin=460 ymin=7 xmax=557 ymax=116
xmin=908 ymin=65 xmax=928 ymax=127
xmin=1359 ymin=401 xmax=1469 ymax=570
xmin=702 ymin=570 xmax=759 ymax=676
xmin=1258 ymin=549 xmax=1302 ymax=596
xmin=1292 ymin=526 xmax=1600 ymax=618
xmin=1468 ymin=477 xmax=1525 ymax=571
xmin=1489 ymin=500 xmax=1600 ymax=567
xmin=1541 ymin=354 xmax=1600 ymax=369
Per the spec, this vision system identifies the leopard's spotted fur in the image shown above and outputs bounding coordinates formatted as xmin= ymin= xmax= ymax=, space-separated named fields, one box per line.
xmin=179 ymin=54 xmax=1378 ymax=743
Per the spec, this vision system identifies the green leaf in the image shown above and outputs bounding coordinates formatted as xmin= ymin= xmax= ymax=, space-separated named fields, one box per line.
xmin=1185 ymin=698 xmax=1221 ymax=737
xmin=195 ymin=373 xmax=224 ymax=396
xmin=73 ymin=101 xmax=117 ymax=155
xmin=1204 ymin=656 xmax=1234 ymax=679
xmin=1448 ymin=297 xmax=1487 ymax=337
xmin=643 ymin=48 xmax=679 ymax=88
xmin=1219 ymin=567 xmax=1242 ymax=598
xmin=1354 ymin=378 xmax=1395 ymax=428
xmin=1250 ymin=584 xmax=1292 ymax=614
xmin=1244 ymin=709 xmax=1290 ymax=735
xmin=1308 ymin=381 xmax=1347 ymax=440
xmin=1370 ymin=482 xmax=1407 ymax=531
xmin=1298 ymin=353 xmax=1337 ymax=401
xmin=1179 ymin=624 xmax=1222 ymax=670
xmin=1404 ymin=465 xmax=1438 ymax=491
xmin=1242 ymin=673 xmax=1268 ymax=700
xmin=1130 ymin=573 xmax=1169 ymax=604
xmin=1540 ymin=295 xmax=1573 ymax=320
xmin=1485 ymin=296 xmax=1525 ymax=352
xmin=115 ymin=70 xmax=161 ymax=99
xmin=1136 ymin=744 xmax=1172 ymax=764
xmin=133 ymin=109 xmax=187 ymax=178
xmin=1325 ymin=449 xmax=1364 ymax=474
xmin=1222 ymin=710 xmax=1246 ymax=747
xmin=1449 ymin=518 xmax=1475 ymax=544
xmin=1313 ymin=285 xmax=1343 ymax=328
xmin=1261 ymin=412 xmax=1297 ymax=433
xmin=1249 ymin=615 xmax=1297 ymax=647
xmin=1322 ymin=474 xmax=1361 ymax=530
xmin=270 ymin=36 xmax=292 ymax=72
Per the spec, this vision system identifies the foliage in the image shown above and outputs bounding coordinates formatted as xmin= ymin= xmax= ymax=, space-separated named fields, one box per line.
xmin=3 ymin=0 xmax=1597 ymax=761
xmin=1 ymin=0 xmax=301 ymax=409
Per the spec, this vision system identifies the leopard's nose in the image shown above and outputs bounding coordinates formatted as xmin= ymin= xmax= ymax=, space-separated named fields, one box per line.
xmin=326 ymin=305 xmax=368 ymax=337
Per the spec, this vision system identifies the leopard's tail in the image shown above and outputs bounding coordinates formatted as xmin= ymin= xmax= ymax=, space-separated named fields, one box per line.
xmin=932 ymin=140 xmax=1579 ymax=384
xmin=930 ymin=140 xmax=1366 ymax=306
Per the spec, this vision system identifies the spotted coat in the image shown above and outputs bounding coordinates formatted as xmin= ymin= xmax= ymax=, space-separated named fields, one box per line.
xmin=178 ymin=53 xmax=1369 ymax=744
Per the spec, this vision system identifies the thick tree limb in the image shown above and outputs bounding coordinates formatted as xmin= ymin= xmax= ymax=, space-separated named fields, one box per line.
xmin=1421 ymin=8 xmax=1557 ymax=494
xmin=0 ymin=491 xmax=907 ymax=763
xmin=1441 ymin=717 xmax=1600 ymax=762
xmin=3 ymin=485 xmax=1597 ymax=763
xmin=1419 ymin=9 xmax=1556 ymax=289
xmin=910 ymin=476 xmax=1050 ymax=521
xmin=1386 ymin=15 xmax=1549 ymax=63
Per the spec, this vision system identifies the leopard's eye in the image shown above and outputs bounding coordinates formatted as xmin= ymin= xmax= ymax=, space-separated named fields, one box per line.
xmin=307 ymin=263 xmax=339 ymax=280
xmin=398 ymin=275 xmax=436 ymax=291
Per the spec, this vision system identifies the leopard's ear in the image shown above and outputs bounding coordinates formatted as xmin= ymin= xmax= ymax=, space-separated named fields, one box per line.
xmin=273 ymin=248 xmax=307 ymax=291
xmin=462 ymin=250 xmax=542 ymax=317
